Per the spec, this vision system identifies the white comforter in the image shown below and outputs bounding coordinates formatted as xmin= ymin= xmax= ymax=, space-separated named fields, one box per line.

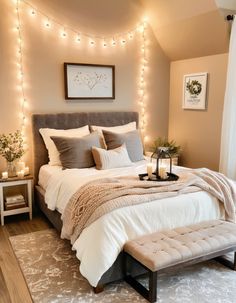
xmin=43 ymin=160 xmax=225 ymax=287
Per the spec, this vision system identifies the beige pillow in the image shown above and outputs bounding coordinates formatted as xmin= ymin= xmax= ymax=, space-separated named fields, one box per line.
xmin=92 ymin=144 xmax=132 ymax=170
xmin=39 ymin=126 xmax=90 ymax=166
xmin=90 ymin=122 xmax=136 ymax=148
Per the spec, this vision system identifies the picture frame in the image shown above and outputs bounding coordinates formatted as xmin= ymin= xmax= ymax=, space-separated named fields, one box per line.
xmin=64 ymin=63 xmax=115 ymax=100
xmin=182 ymin=72 xmax=208 ymax=110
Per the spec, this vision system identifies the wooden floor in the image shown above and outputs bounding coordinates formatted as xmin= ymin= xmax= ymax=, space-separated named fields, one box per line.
xmin=0 ymin=213 xmax=52 ymax=303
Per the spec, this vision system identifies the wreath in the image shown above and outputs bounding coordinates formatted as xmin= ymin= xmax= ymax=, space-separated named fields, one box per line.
xmin=186 ymin=79 xmax=202 ymax=96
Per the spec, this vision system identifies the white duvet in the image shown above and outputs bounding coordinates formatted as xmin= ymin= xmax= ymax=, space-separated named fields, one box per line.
xmin=43 ymin=160 xmax=225 ymax=287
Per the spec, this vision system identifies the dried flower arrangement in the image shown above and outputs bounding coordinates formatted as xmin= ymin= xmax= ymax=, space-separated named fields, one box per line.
xmin=0 ymin=130 xmax=25 ymax=162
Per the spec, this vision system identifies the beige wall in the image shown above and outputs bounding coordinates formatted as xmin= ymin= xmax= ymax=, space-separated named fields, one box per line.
xmin=168 ymin=53 xmax=228 ymax=170
xmin=0 ymin=0 xmax=170 ymax=172
xmin=141 ymin=0 xmax=229 ymax=60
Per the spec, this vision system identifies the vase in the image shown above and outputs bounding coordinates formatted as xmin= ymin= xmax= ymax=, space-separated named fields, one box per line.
xmin=6 ymin=161 xmax=17 ymax=177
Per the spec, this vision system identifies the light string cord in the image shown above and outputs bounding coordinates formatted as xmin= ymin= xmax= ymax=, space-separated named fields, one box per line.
xmin=21 ymin=0 xmax=140 ymax=42
xmin=14 ymin=0 xmax=148 ymax=144
xmin=140 ymin=21 xmax=147 ymax=141
xmin=16 ymin=0 xmax=27 ymax=146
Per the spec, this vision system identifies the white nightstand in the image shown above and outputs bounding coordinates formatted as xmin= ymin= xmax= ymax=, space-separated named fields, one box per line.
xmin=0 ymin=176 xmax=33 ymax=226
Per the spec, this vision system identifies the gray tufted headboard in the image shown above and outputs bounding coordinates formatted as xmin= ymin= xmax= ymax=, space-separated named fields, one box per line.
xmin=32 ymin=111 xmax=139 ymax=182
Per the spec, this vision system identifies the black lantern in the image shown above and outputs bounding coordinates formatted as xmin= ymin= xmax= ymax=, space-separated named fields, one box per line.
xmin=139 ymin=147 xmax=179 ymax=182
xmin=151 ymin=147 xmax=179 ymax=181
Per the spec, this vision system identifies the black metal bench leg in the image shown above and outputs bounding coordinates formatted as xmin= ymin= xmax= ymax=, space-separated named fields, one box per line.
xmin=234 ymin=252 xmax=236 ymax=270
xmin=124 ymin=253 xmax=158 ymax=302
xmin=215 ymin=251 xmax=236 ymax=271
xmin=149 ymin=271 xmax=157 ymax=303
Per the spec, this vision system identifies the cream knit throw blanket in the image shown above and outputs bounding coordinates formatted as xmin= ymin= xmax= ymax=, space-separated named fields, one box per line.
xmin=61 ymin=168 xmax=236 ymax=244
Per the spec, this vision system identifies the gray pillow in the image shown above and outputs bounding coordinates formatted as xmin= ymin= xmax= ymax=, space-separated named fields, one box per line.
xmin=51 ymin=132 xmax=102 ymax=169
xmin=102 ymin=130 xmax=144 ymax=162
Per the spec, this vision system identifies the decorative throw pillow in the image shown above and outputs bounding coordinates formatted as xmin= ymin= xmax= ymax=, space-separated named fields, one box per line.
xmin=102 ymin=129 xmax=144 ymax=162
xmin=39 ymin=126 xmax=90 ymax=166
xmin=50 ymin=132 xmax=102 ymax=169
xmin=90 ymin=121 xmax=136 ymax=148
xmin=92 ymin=144 xmax=132 ymax=170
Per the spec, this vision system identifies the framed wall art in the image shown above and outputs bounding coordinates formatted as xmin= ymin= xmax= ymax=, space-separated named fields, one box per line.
xmin=64 ymin=63 xmax=115 ymax=100
xmin=182 ymin=72 xmax=208 ymax=110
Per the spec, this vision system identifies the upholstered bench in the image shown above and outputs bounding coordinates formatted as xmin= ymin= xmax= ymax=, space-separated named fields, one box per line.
xmin=124 ymin=220 xmax=236 ymax=303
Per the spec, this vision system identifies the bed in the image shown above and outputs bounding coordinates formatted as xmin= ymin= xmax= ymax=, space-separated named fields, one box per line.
xmin=32 ymin=111 xmax=225 ymax=288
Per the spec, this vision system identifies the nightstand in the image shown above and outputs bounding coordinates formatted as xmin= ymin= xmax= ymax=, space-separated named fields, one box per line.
xmin=0 ymin=176 xmax=33 ymax=225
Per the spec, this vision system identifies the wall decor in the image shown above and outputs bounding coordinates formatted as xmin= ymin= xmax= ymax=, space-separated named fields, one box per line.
xmin=64 ymin=63 xmax=115 ymax=100
xmin=183 ymin=72 xmax=208 ymax=110
xmin=14 ymin=0 xmax=149 ymax=147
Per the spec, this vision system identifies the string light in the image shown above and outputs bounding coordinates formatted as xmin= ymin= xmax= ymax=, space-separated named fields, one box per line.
xmin=45 ymin=19 xmax=51 ymax=28
xmin=20 ymin=0 xmax=138 ymax=45
xmin=14 ymin=0 xmax=149 ymax=146
xmin=139 ymin=21 xmax=148 ymax=142
xmin=61 ymin=28 xmax=67 ymax=38
xmin=76 ymin=34 xmax=81 ymax=43
xmin=112 ymin=38 xmax=116 ymax=46
xmin=15 ymin=0 xmax=28 ymax=149
xmin=30 ymin=9 xmax=36 ymax=16
xmin=103 ymin=39 xmax=107 ymax=47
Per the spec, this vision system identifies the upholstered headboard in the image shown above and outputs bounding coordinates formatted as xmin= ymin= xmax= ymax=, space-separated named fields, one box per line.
xmin=32 ymin=111 xmax=139 ymax=182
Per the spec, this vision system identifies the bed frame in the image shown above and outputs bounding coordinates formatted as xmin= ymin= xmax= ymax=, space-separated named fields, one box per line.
xmin=32 ymin=111 xmax=146 ymax=287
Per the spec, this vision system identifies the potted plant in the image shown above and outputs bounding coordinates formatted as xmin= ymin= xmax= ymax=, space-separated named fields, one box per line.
xmin=150 ymin=137 xmax=181 ymax=165
xmin=0 ymin=130 xmax=25 ymax=177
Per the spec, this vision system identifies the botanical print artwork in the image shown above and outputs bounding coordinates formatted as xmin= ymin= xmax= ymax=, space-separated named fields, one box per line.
xmin=183 ymin=73 xmax=207 ymax=110
xmin=64 ymin=63 xmax=115 ymax=99
xmin=74 ymin=71 xmax=108 ymax=91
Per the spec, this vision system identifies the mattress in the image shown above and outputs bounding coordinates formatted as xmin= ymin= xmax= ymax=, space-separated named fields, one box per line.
xmin=42 ymin=160 xmax=225 ymax=286
xmin=38 ymin=164 xmax=62 ymax=190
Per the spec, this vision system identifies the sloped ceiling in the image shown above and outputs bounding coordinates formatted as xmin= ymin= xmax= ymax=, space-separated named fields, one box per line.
xmin=27 ymin=0 xmax=143 ymax=35
xmin=27 ymin=0 xmax=235 ymax=61
xmin=141 ymin=0 xmax=231 ymax=61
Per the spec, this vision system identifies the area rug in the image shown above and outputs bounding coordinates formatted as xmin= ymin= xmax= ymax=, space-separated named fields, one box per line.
xmin=10 ymin=229 xmax=236 ymax=303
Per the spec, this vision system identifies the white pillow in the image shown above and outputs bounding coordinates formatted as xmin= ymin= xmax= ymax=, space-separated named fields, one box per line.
xmin=39 ymin=126 xmax=90 ymax=166
xmin=92 ymin=144 xmax=132 ymax=170
xmin=90 ymin=122 xmax=136 ymax=148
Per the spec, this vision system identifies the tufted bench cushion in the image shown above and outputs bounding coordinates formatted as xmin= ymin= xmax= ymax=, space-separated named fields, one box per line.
xmin=124 ymin=220 xmax=236 ymax=302
xmin=124 ymin=220 xmax=236 ymax=272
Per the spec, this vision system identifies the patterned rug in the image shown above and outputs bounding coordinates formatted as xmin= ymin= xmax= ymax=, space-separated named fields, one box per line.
xmin=10 ymin=229 xmax=236 ymax=303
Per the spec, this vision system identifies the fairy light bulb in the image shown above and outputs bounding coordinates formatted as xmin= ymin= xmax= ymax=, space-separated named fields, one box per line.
xmin=121 ymin=39 xmax=126 ymax=45
xmin=138 ymin=24 xmax=144 ymax=33
xmin=129 ymin=32 xmax=133 ymax=39
xmin=61 ymin=29 xmax=67 ymax=38
xmin=30 ymin=9 xmax=36 ymax=16
xmin=45 ymin=19 xmax=51 ymax=28
xmin=112 ymin=38 xmax=116 ymax=46
xmin=76 ymin=34 xmax=81 ymax=43
xmin=90 ymin=40 xmax=95 ymax=46
xmin=103 ymin=39 xmax=107 ymax=47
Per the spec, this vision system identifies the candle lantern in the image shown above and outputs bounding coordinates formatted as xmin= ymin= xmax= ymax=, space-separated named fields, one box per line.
xmin=139 ymin=147 xmax=179 ymax=182
xmin=151 ymin=147 xmax=179 ymax=181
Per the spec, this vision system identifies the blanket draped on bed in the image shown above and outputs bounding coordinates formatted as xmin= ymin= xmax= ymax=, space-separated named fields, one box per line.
xmin=61 ymin=168 xmax=236 ymax=244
